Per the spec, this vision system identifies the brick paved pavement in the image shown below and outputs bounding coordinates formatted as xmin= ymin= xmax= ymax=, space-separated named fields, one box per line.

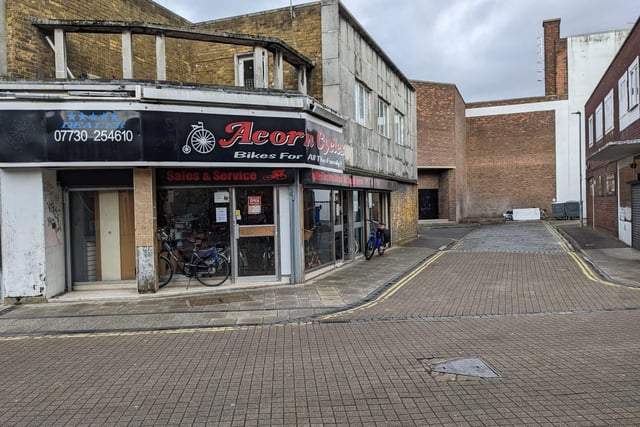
xmin=0 ymin=222 xmax=639 ymax=426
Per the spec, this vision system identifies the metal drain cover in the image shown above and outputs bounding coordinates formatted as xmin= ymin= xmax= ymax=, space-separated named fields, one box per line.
xmin=431 ymin=358 xmax=500 ymax=378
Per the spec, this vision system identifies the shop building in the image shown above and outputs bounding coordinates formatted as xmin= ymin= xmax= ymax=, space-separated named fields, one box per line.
xmin=0 ymin=0 xmax=417 ymax=302
xmin=585 ymin=17 xmax=640 ymax=246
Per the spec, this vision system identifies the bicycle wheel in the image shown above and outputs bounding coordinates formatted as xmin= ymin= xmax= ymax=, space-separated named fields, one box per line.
xmin=157 ymin=255 xmax=174 ymax=288
xmin=195 ymin=255 xmax=230 ymax=287
xmin=364 ymin=237 xmax=376 ymax=260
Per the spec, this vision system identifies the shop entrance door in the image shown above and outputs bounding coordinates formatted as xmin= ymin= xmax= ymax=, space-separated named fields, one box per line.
xmin=69 ymin=190 xmax=135 ymax=285
xmin=234 ymin=187 xmax=277 ymax=278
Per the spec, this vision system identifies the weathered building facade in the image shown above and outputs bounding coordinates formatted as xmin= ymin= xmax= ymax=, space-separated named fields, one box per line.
xmin=585 ymin=17 xmax=640 ymax=247
xmin=0 ymin=0 xmax=417 ymax=303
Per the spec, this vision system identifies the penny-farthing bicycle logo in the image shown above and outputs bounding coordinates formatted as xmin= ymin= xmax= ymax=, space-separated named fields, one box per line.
xmin=182 ymin=121 xmax=216 ymax=154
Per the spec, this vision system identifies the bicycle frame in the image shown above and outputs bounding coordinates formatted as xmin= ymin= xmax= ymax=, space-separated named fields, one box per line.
xmin=364 ymin=219 xmax=385 ymax=260
xmin=156 ymin=229 xmax=230 ymax=287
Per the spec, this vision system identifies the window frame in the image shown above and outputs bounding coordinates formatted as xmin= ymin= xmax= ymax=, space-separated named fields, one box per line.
xmin=604 ymin=89 xmax=614 ymax=133
xmin=235 ymin=53 xmax=255 ymax=88
xmin=394 ymin=110 xmax=405 ymax=145
xmin=377 ymin=97 xmax=390 ymax=137
xmin=588 ymin=114 xmax=594 ymax=147
xmin=355 ymin=81 xmax=370 ymax=127
xmin=595 ymin=102 xmax=603 ymax=142
xmin=628 ymin=57 xmax=639 ymax=110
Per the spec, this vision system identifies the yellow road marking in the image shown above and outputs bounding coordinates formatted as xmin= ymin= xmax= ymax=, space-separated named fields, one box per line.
xmin=545 ymin=222 xmax=639 ymax=290
xmin=321 ymin=251 xmax=447 ymax=320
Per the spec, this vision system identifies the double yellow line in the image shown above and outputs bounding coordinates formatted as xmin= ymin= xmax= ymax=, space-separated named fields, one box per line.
xmin=321 ymin=250 xmax=447 ymax=320
xmin=545 ymin=222 xmax=639 ymax=290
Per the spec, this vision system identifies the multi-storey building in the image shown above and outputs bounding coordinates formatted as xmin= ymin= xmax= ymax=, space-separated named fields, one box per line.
xmin=0 ymin=0 xmax=417 ymax=303
xmin=585 ymin=17 xmax=640 ymax=247
xmin=416 ymin=19 xmax=630 ymax=222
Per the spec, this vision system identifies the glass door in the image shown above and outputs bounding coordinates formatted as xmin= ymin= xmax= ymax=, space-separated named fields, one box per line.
xmin=234 ymin=187 xmax=277 ymax=278
xmin=69 ymin=190 xmax=135 ymax=284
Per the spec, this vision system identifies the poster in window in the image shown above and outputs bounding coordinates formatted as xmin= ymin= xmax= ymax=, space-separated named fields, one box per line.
xmin=216 ymin=207 xmax=227 ymax=223
xmin=248 ymin=196 xmax=262 ymax=214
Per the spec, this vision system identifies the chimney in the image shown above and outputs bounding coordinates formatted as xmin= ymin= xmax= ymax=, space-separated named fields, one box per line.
xmin=542 ymin=19 xmax=568 ymax=97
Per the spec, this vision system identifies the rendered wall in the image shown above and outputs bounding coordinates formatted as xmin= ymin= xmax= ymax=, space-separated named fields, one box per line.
xmin=43 ymin=169 xmax=65 ymax=299
xmin=1 ymin=169 xmax=47 ymax=301
xmin=322 ymin=0 xmax=417 ymax=183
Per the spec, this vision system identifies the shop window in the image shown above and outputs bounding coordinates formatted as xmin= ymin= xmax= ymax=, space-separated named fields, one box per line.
xmin=156 ymin=188 xmax=231 ymax=256
xmin=303 ymin=188 xmax=332 ymax=270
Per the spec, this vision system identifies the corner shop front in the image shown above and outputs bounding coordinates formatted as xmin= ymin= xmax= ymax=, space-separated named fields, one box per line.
xmin=0 ymin=97 xmax=397 ymax=300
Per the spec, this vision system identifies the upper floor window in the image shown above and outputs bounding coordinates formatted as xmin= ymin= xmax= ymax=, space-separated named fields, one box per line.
xmin=588 ymin=114 xmax=594 ymax=147
xmin=619 ymin=72 xmax=629 ymax=116
xmin=355 ymin=82 xmax=370 ymax=127
xmin=235 ymin=53 xmax=255 ymax=88
xmin=377 ymin=98 xmax=390 ymax=137
xmin=604 ymin=89 xmax=614 ymax=133
xmin=394 ymin=111 xmax=405 ymax=145
xmin=595 ymin=103 xmax=603 ymax=142
xmin=629 ymin=57 xmax=639 ymax=110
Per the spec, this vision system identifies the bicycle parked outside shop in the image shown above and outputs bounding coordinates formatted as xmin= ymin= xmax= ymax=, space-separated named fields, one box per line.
xmin=364 ymin=219 xmax=390 ymax=260
xmin=156 ymin=228 xmax=230 ymax=287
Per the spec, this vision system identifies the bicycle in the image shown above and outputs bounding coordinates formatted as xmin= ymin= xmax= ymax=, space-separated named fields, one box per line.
xmin=364 ymin=219 xmax=387 ymax=260
xmin=156 ymin=228 xmax=230 ymax=287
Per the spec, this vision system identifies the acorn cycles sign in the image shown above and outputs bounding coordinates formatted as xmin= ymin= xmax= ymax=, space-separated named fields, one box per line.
xmin=0 ymin=110 xmax=345 ymax=170
xmin=143 ymin=112 xmax=345 ymax=170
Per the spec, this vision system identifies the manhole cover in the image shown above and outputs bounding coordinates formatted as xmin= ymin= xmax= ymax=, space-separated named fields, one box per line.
xmin=431 ymin=358 xmax=500 ymax=378
xmin=187 ymin=293 xmax=252 ymax=306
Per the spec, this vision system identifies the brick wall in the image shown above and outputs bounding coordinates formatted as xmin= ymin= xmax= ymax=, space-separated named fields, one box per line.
xmin=465 ymin=110 xmax=556 ymax=218
xmin=193 ymin=4 xmax=323 ymax=100
xmin=414 ymin=81 xmax=458 ymax=167
xmin=543 ymin=19 xmax=568 ymax=97
xmin=390 ymin=182 xmax=418 ymax=244
xmin=587 ymin=162 xmax=618 ymax=236
xmin=5 ymin=0 xmax=192 ymax=81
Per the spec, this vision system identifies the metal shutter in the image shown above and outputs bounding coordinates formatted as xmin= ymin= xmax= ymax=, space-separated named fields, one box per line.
xmin=632 ymin=184 xmax=640 ymax=250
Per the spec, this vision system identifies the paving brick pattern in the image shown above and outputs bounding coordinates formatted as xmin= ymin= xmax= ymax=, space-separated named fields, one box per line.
xmin=0 ymin=223 xmax=638 ymax=425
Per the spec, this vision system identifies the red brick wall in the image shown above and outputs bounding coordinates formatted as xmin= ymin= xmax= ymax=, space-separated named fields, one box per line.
xmin=465 ymin=110 xmax=557 ymax=218
xmin=587 ymin=162 xmax=618 ymax=236
xmin=414 ymin=81 xmax=458 ymax=167
xmin=414 ymin=80 xmax=465 ymax=221
xmin=543 ymin=19 xmax=568 ymax=97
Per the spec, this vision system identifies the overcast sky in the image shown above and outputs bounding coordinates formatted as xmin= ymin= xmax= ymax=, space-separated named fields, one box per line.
xmin=153 ymin=0 xmax=637 ymax=102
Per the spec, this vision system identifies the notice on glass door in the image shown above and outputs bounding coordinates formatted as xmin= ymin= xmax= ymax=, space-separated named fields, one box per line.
xmin=216 ymin=207 xmax=227 ymax=223
xmin=248 ymin=195 xmax=262 ymax=214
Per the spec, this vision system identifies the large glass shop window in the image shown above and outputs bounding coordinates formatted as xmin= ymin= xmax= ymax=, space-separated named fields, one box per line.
xmin=303 ymin=188 xmax=333 ymax=270
xmin=156 ymin=188 xmax=231 ymax=260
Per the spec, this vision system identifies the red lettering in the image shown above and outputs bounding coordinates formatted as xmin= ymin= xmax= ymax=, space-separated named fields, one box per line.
xmin=219 ymin=122 xmax=253 ymax=147
xmin=253 ymin=129 xmax=269 ymax=144
xmin=270 ymin=130 xmax=288 ymax=145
